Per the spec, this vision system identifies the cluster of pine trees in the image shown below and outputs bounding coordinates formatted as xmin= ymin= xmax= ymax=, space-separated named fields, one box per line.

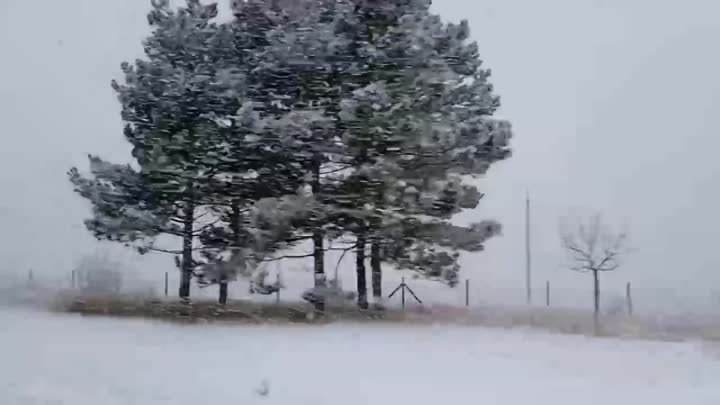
xmin=68 ymin=0 xmax=512 ymax=310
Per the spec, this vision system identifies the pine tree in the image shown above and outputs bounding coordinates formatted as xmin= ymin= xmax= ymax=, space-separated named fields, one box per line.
xmin=335 ymin=1 xmax=513 ymax=299
xmin=381 ymin=13 xmax=512 ymax=286
xmin=188 ymin=1 xmax=323 ymax=304
xmin=194 ymin=105 xmax=332 ymax=303
xmin=310 ymin=0 xmax=419 ymax=308
xmin=69 ymin=0 xmax=239 ymax=301
xmin=247 ymin=0 xmax=360 ymax=311
xmin=187 ymin=0 xmax=354 ymax=307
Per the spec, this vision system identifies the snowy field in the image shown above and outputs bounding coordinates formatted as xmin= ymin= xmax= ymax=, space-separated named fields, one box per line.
xmin=2 ymin=307 xmax=719 ymax=404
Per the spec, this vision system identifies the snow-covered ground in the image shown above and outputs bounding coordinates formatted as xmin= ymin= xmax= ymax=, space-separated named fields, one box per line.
xmin=2 ymin=307 xmax=719 ymax=405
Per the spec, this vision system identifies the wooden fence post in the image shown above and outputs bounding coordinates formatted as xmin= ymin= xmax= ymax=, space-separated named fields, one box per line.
xmin=276 ymin=273 xmax=281 ymax=304
xmin=546 ymin=281 xmax=550 ymax=307
xmin=164 ymin=272 xmax=169 ymax=297
xmin=626 ymin=282 xmax=633 ymax=316
xmin=465 ymin=279 xmax=470 ymax=307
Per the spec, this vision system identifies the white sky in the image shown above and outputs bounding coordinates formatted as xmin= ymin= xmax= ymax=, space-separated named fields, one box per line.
xmin=1 ymin=0 xmax=719 ymax=311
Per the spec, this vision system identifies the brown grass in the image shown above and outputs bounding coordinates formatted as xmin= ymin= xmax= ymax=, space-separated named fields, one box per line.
xmin=52 ymin=293 xmax=720 ymax=342
xmin=411 ymin=304 xmax=720 ymax=342
xmin=54 ymin=294 xmax=408 ymax=325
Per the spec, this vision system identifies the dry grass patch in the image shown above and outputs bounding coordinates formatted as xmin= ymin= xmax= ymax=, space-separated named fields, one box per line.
xmin=54 ymin=294 xmax=407 ymax=324
xmin=51 ymin=293 xmax=720 ymax=342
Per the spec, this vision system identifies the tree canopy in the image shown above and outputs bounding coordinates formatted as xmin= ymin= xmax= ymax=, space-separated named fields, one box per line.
xmin=69 ymin=0 xmax=513 ymax=307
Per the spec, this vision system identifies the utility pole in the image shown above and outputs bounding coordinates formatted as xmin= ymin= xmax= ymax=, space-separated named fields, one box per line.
xmin=525 ymin=192 xmax=532 ymax=305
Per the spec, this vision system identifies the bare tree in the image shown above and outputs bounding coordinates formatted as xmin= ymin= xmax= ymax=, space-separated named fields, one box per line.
xmin=560 ymin=214 xmax=628 ymax=322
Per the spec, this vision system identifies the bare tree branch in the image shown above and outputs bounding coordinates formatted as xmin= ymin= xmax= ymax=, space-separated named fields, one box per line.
xmin=560 ymin=213 xmax=628 ymax=273
xmin=146 ymin=246 xmax=209 ymax=255
xmin=258 ymin=253 xmax=316 ymax=262
xmin=191 ymin=218 xmax=223 ymax=236
xmin=560 ymin=213 xmax=629 ymax=319
xmin=254 ymin=241 xmax=359 ymax=263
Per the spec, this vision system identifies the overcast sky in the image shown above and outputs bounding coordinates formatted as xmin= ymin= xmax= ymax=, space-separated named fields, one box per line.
xmin=1 ymin=0 xmax=719 ymax=311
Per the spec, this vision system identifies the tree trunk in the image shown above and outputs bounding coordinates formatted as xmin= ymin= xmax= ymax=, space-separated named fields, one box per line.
xmin=230 ymin=200 xmax=242 ymax=242
xmin=218 ymin=277 xmax=228 ymax=305
xmin=356 ymin=233 xmax=368 ymax=309
xmin=179 ymin=199 xmax=195 ymax=302
xmin=371 ymin=241 xmax=382 ymax=303
xmin=593 ymin=269 xmax=600 ymax=324
xmin=313 ymin=232 xmax=326 ymax=311
xmin=220 ymin=199 xmax=242 ymax=305
xmin=311 ymin=156 xmax=326 ymax=313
